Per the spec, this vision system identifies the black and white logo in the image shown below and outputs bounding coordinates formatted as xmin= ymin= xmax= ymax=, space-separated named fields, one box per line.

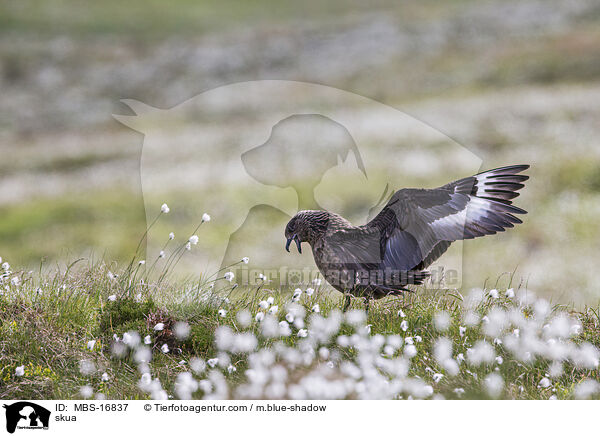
xmin=2 ymin=402 xmax=50 ymax=434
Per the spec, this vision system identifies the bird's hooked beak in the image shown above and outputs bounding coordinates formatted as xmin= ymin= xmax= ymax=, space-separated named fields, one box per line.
xmin=285 ymin=234 xmax=302 ymax=254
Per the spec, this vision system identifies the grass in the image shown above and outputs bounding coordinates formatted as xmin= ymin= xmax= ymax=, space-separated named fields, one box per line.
xmin=0 ymin=189 xmax=145 ymax=266
xmin=1 ymin=259 xmax=599 ymax=400
xmin=0 ymin=0 xmax=464 ymax=38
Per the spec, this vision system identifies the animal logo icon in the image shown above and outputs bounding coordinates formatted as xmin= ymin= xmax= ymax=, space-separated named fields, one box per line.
xmin=3 ymin=402 xmax=51 ymax=434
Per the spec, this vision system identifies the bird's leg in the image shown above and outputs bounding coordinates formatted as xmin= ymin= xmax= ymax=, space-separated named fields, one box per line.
xmin=364 ymin=297 xmax=371 ymax=314
xmin=342 ymin=294 xmax=352 ymax=312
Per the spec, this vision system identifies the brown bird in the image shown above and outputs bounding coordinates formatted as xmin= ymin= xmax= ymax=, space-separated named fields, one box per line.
xmin=284 ymin=165 xmax=529 ymax=311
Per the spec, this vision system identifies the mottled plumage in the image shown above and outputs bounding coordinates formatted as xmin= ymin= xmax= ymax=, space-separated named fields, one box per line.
xmin=284 ymin=165 xmax=530 ymax=310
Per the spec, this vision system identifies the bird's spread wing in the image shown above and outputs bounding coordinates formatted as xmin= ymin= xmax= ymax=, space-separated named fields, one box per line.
xmin=365 ymin=165 xmax=529 ymax=271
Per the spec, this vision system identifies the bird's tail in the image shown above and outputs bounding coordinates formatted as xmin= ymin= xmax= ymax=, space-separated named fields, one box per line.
xmin=370 ymin=269 xmax=431 ymax=296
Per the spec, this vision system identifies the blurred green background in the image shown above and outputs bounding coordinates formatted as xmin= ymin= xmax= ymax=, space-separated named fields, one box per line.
xmin=1 ymin=0 xmax=599 ymax=304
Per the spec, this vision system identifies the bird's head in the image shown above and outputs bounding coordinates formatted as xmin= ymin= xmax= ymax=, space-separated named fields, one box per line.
xmin=284 ymin=210 xmax=331 ymax=254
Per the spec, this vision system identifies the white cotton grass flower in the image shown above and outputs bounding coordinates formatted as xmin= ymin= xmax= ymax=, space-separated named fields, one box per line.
xmin=572 ymin=343 xmax=599 ymax=369
xmin=259 ymin=300 xmax=269 ymax=309
xmin=312 ymin=278 xmax=322 ymax=286
xmin=2 ymin=262 xmax=10 ymax=271
xmin=79 ymin=359 xmax=96 ymax=375
xmin=548 ymin=361 xmax=563 ymax=378
xmin=236 ymin=309 xmax=252 ymax=328
xmin=459 ymin=326 xmax=467 ymax=337
xmin=484 ymin=373 xmax=504 ymax=398
xmin=175 ymin=372 xmax=199 ymax=400
xmin=433 ymin=337 xmax=459 ymax=376
xmin=108 ymin=294 xmax=116 ymax=302
xmin=80 ymin=385 xmax=94 ymax=399
xmin=505 ymin=288 xmax=515 ymax=298
xmin=345 ymin=309 xmax=365 ymax=326
xmin=464 ymin=311 xmax=479 ymax=326
xmin=218 ymin=309 xmax=227 ymax=318
xmin=279 ymin=320 xmax=292 ymax=337
xmin=311 ymin=304 xmax=320 ymax=313
xmin=144 ymin=335 xmax=152 ymax=345
xmin=202 ymin=213 xmax=211 ymax=222
xmin=173 ymin=322 xmax=191 ymax=340
xmin=488 ymin=288 xmax=499 ymax=299
xmin=255 ymin=312 xmax=265 ymax=322
xmin=285 ymin=313 xmax=294 ymax=323
xmin=538 ymin=377 xmax=551 ymax=389
xmin=185 ymin=242 xmax=191 ymax=250
xmin=319 ymin=347 xmax=330 ymax=360
xmin=138 ymin=373 xmax=152 ymax=389
xmin=400 ymin=320 xmax=409 ymax=332
xmin=468 ymin=341 xmax=496 ymax=365
xmin=292 ymin=288 xmax=302 ymax=301
xmin=190 ymin=358 xmax=206 ymax=374
xmin=434 ymin=311 xmax=451 ymax=331
xmin=154 ymin=322 xmax=165 ymax=331
xmin=87 ymin=340 xmax=96 ymax=350
xmin=398 ymin=309 xmax=406 ymax=318
xmin=297 ymin=329 xmax=308 ymax=338
xmin=534 ymin=298 xmax=551 ymax=320
xmin=268 ymin=305 xmax=278 ymax=315
xmin=207 ymin=358 xmax=219 ymax=368
xmin=305 ymin=288 xmax=315 ymax=296
xmin=160 ymin=203 xmax=170 ymax=214
xmin=432 ymin=373 xmax=443 ymax=383
xmin=169 ymin=232 xmax=175 ymax=240
xmin=159 ymin=250 xmax=165 ymax=258
xmin=224 ymin=271 xmax=234 ymax=282
xmin=242 ymin=257 xmax=249 ymax=264
xmin=15 ymin=365 xmax=25 ymax=376
xmin=404 ymin=344 xmax=417 ymax=358
xmin=188 ymin=235 xmax=199 ymax=245
xmin=574 ymin=379 xmax=599 ymax=399
xmin=111 ymin=341 xmax=127 ymax=358
xmin=134 ymin=347 xmax=151 ymax=364
xmin=138 ymin=260 xmax=145 ymax=265
xmin=266 ymin=296 xmax=274 ymax=305
xmin=383 ymin=345 xmax=395 ymax=356
xmin=101 ymin=372 xmax=109 ymax=382
xmin=122 ymin=331 xmax=140 ymax=347
xmin=161 ymin=344 xmax=170 ymax=353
